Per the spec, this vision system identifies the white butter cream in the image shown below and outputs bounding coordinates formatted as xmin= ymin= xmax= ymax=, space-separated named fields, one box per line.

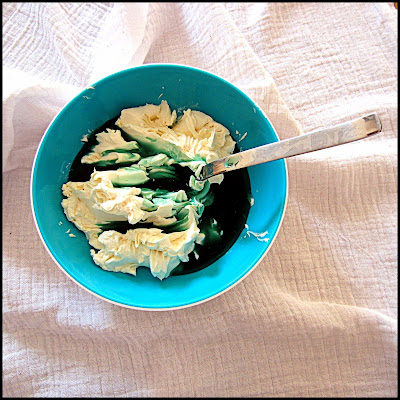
xmin=81 ymin=128 xmax=140 ymax=165
xmin=91 ymin=205 xmax=201 ymax=280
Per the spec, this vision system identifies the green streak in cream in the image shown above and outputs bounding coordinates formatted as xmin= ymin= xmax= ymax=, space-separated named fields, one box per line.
xmin=138 ymin=153 xmax=174 ymax=167
xmin=224 ymin=154 xmax=240 ymax=169
xmin=148 ymin=166 xmax=176 ymax=180
xmin=98 ymin=166 xmax=149 ymax=186
xmin=121 ymin=127 xmax=192 ymax=163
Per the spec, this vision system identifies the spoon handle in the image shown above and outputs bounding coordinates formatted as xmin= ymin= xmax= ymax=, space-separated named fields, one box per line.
xmin=199 ymin=113 xmax=382 ymax=180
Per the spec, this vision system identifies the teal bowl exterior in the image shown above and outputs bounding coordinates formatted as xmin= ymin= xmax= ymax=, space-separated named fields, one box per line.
xmin=30 ymin=64 xmax=288 ymax=310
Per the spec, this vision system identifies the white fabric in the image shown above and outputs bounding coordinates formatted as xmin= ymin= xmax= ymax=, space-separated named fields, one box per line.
xmin=3 ymin=2 xmax=397 ymax=397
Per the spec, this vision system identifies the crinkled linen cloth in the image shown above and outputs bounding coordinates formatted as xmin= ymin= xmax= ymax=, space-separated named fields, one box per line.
xmin=2 ymin=2 xmax=397 ymax=397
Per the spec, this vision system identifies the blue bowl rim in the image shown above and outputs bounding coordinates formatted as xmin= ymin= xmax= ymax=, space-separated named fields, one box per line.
xmin=30 ymin=63 xmax=289 ymax=311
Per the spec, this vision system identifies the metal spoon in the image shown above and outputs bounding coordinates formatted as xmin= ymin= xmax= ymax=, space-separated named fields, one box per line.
xmin=198 ymin=113 xmax=382 ymax=180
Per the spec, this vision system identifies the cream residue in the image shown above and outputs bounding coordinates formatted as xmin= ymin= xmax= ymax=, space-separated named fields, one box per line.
xmin=238 ymin=132 xmax=248 ymax=142
xmin=244 ymin=224 xmax=269 ymax=242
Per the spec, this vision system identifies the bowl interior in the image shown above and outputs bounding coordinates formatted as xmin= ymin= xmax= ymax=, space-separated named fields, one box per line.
xmin=31 ymin=64 xmax=287 ymax=310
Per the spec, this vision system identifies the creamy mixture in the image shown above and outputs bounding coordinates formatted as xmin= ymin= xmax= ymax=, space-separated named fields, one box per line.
xmin=61 ymin=101 xmax=248 ymax=280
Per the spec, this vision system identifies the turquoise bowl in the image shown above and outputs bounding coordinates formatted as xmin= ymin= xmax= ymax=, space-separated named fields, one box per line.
xmin=30 ymin=64 xmax=287 ymax=310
